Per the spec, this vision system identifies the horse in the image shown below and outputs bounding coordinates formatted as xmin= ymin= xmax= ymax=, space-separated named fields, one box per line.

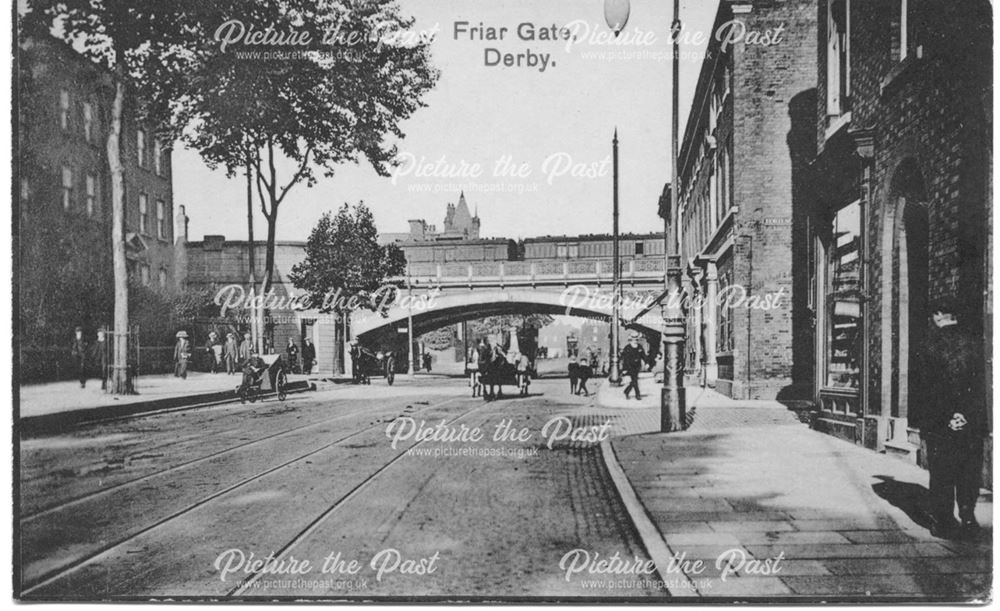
xmin=480 ymin=353 xmax=516 ymax=401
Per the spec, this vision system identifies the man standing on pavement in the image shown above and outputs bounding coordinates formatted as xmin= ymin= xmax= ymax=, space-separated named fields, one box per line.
xmin=238 ymin=332 xmax=253 ymax=367
xmin=71 ymin=326 xmax=88 ymax=388
xmin=912 ymin=298 xmax=987 ymax=538
xmin=92 ymin=328 xmax=109 ymax=390
xmin=173 ymin=331 xmax=191 ymax=379
xmin=223 ymin=332 xmax=239 ymax=375
xmin=205 ymin=331 xmax=221 ymax=373
xmin=302 ymin=337 xmax=316 ymax=375
xmin=621 ymin=332 xmax=647 ymax=400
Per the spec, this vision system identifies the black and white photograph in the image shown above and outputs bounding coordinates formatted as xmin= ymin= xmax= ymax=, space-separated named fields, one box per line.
xmin=12 ymin=0 xmax=993 ymax=602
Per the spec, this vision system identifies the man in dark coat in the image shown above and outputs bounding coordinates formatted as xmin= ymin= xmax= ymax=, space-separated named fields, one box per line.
xmin=71 ymin=326 xmax=88 ymax=388
xmin=568 ymin=357 xmax=579 ymax=395
xmin=174 ymin=331 xmax=191 ymax=379
xmin=302 ymin=337 xmax=316 ymax=375
xmin=912 ymin=298 xmax=987 ymax=538
xmin=238 ymin=332 xmax=253 ymax=367
xmin=621 ymin=332 xmax=647 ymax=400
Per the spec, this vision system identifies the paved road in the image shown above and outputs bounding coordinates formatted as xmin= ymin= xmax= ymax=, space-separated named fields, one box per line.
xmin=18 ymin=372 xmax=661 ymax=600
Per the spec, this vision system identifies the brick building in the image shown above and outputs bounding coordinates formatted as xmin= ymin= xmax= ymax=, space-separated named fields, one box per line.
xmin=805 ymin=0 xmax=991 ymax=462
xmin=17 ymin=34 xmax=177 ymax=372
xmin=667 ymin=0 xmax=818 ymax=399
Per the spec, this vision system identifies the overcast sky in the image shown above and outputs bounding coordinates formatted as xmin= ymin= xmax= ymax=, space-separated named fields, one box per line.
xmin=177 ymin=0 xmax=720 ymax=242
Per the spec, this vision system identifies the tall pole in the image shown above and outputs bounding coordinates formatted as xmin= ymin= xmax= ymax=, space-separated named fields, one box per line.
xmin=609 ymin=128 xmax=622 ymax=385
xmin=407 ymin=277 xmax=415 ymax=375
xmin=661 ymin=0 xmax=687 ymax=431
xmin=246 ymin=156 xmax=259 ymax=355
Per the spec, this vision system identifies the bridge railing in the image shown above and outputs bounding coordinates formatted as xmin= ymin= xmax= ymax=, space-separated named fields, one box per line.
xmin=397 ymin=258 xmax=665 ymax=286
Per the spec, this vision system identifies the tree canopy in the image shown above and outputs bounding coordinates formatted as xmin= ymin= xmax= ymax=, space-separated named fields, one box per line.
xmin=289 ymin=202 xmax=406 ymax=313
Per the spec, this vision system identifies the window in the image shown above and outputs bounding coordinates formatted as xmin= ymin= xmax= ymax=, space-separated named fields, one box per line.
xmin=154 ymin=141 xmax=164 ymax=175
xmin=634 ymin=241 xmax=644 ymax=255
xmin=556 ymin=245 xmax=567 ymax=258
xmin=898 ymin=0 xmax=908 ymax=60
xmin=140 ymin=264 xmax=150 ymax=286
xmin=568 ymin=244 xmax=579 ymax=258
xmin=156 ymin=199 xmax=166 ymax=239
xmin=20 ymin=177 xmax=28 ymax=202
xmin=83 ymin=102 xmax=94 ymax=142
xmin=825 ymin=201 xmax=862 ymax=389
xmin=139 ymin=193 xmax=149 ymax=234
xmin=137 ymin=129 xmax=147 ymax=167
xmin=59 ymin=90 xmax=70 ymax=130
xmin=158 ymin=268 xmax=168 ymax=289
xmin=61 ymin=166 xmax=73 ymax=209
xmin=827 ymin=0 xmax=851 ymax=115
xmin=85 ymin=174 xmax=97 ymax=216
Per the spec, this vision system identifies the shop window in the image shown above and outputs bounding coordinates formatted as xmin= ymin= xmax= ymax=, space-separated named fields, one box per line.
xmin=825 ymin=200 xmax=862 ymax=389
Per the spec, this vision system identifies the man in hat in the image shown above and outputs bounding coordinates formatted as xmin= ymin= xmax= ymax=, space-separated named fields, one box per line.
xmin=205 ymin=331 xmax=222 ymax=374
xmin=70 ymin=326 xmax=89 ymax=388
xmin=301 ymin=337 xmax=316 ymax=375
xmin=621 ymin=331 xmax=647 ymax=400
xmin=223 ymin=332 xmax=239 ymax=375
xmin=912 ymin=297 xmax=987 ymax=538
xmin=173 ymin=331 xmax=191 ymax=379
xmin=238 ymin=332 xmax=254 ymax=367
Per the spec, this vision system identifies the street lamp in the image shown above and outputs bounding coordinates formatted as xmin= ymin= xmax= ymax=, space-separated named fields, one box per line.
xmin=604 ymin=0 xmax=686 ymax=431
xmin=608 ymin=128 xmax=622 ymax=386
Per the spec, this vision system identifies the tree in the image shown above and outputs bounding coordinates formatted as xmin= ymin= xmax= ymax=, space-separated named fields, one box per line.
xmin=289 ymin=202 xmax=406 ymax=316
xmin=23 ymin=0 xmax=222 ymax=392
xmin=178 ymin=0 xmax=438 ymax=351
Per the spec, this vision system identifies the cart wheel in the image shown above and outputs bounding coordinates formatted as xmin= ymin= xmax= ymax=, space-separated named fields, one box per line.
xmin=248 ymin=386 xmax=259 ymax=403
xmin=238 ymin=386 xmax=247 ymax=405
xmin=276 ymin=370 xmax=288 ymax=401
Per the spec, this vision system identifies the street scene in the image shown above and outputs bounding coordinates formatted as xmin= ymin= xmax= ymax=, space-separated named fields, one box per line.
xmin=14 ymin=0 xmax=993 ymax=603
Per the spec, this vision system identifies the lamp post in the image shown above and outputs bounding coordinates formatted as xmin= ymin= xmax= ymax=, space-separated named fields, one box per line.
xmin=609 ymin=128 xmax=622 ymax=385
xmin=605 ymin=0 xmax=686 ymax=431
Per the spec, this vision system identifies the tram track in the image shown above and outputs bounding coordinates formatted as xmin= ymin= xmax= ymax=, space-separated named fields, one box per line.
xmin=20 ymin=394 xmax=466 ymax=595
xmin=21 ymin=390 xmax=397 ymax=521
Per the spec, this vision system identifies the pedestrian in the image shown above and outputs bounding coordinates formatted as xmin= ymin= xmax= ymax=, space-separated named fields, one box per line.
xmin=223 ymin=332 xmax=239 ymax=375
xmin=71 ymin=326 xmax=88 ymax=388
xmin=621 ymin=332 xmax=647 ymax=400
xmin=350 ymin=339 xmax=362 ymax=384
xmin=577 ymin=357 xmax=592 ymax=396
xmin=913 ymin=298 xmax=987 ymax=538
xmin=302 ymin=337 xmax=316 ymax=375
xmin=173 ymin=331 xmax=191 ymax=379
xmin=286 ymin=337 xmax=299 ymax=374
xmin=568 ymin=356 xmax=579 ymax=395
xmin=516 ymin=351 xmax=530 ymax=395
xmin=92 ymin=328 xmax=109 ymax=390
xmin=422 ymin=352 xmax=432 ymax=372
xmin=205 ymin=331 xmax=221 ymax=374
xmin=469 ymin=341 xmax=482 ymax=397
xmin=238 ymin=332 xmax=253 ymax=367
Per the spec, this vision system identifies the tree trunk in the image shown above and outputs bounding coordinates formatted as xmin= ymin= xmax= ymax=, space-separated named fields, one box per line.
xmin=108 ymin=75 xmax=129 ymax=394
xmin=258 ymin=214 xmax=277 ymax=354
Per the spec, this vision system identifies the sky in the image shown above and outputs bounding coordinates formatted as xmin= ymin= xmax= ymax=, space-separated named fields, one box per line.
xmin=176 ymin=0 xmax=721 ymax=242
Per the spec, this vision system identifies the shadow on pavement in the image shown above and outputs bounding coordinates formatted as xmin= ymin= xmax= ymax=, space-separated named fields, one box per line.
xmin=870 ymin=475 xmax=933 ymax=529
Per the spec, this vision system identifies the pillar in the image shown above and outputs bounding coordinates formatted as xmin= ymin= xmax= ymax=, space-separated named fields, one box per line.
xmin=703 ymin=260 xmax=719 ymax=385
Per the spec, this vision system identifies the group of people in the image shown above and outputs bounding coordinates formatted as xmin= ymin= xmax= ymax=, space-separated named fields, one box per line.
xmin=187 ymin=332 xmax=315 ymax=377
xmin=566 ymin=332 xmax=648 ymax=400
xmin=69 ymin=326 xmax=109 ymax=389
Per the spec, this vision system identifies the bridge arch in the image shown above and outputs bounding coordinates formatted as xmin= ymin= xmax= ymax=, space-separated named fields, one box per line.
xmin=351 ymin=289 xmax=662 ymax=341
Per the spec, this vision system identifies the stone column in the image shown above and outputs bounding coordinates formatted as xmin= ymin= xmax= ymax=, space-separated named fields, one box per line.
xmin=703 ymin=260 xmax=719 ymax=385
xmin=687 ymin=267 xmax=703 ymax=382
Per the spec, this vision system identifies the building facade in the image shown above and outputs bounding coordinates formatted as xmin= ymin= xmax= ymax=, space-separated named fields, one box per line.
xmin=668 ymin=0 xmax=818 ymax=400
xmin=805 ymin=0 xmax=991 ymax=462
xmin=17 ymin=33 xmax=176 ymax=375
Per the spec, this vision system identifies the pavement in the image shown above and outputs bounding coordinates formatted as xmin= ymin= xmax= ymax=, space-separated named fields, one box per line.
xmin=18 ymin=370 xmax=316 ymax=435
xmin=601 ymin=388 xmax=993 ymax=601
